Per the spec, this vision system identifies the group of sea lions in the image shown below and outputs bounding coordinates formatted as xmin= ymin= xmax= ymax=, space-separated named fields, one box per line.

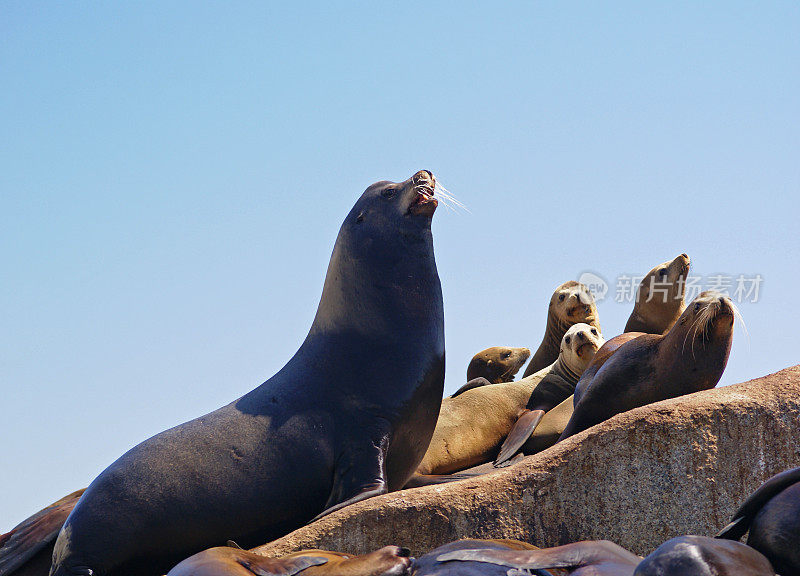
xmin=0 ymin=171 xmax=796 ymax=576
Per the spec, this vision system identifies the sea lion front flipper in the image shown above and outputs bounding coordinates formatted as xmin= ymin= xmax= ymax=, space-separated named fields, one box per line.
xmin=241 ymin=555 xmax=329 ymax=576
xmin=450 ymin=377 xmax=493 ymax=398
xmin=310 ymin=435 xmax=389 ymax=522
xmin=0 ymin=489 xmax=85 ymax=576
xmin=715 ymin=465 xmax=800 ymax=540
xmin=437 ymin=541 xmax=640 ymax=572
xmin=494 ymin=409 xmax=546 ymax=467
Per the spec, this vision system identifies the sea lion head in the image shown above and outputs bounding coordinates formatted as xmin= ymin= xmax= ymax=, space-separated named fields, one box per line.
xmin=466 ymin=346 xmax=531 ymax=384
xmin=630 ymin=253 xmax=691 ymax=333
xmin=549 ymin=281 xmax=598 ymax=328
xmin=666 ymin=291 xmax=736 ymax=383
xmin=311 ymin=170 xmax=445 ymax=335
xmin=561 ymin=323 xmax=605 ymax=373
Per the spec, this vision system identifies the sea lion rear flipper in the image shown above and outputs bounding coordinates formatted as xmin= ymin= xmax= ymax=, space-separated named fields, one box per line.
xmin=310 ymin=436 xmax=389 ymax=523
xmin=0 ymin=489 xmax=85 ymax=576
xmin=450 ymin=377 xmax=493 ymax=398
xmin=241 ymin=555 xmax=328 ymax=576
xmin=494 ymin=409 xmax=545 ymax=467
xmin=403 ymin=472 xmax=478 ymax=489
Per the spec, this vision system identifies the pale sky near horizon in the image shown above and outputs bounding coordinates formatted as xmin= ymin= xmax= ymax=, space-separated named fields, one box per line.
xmin=1 ymin=2 xmax=798 ymax=530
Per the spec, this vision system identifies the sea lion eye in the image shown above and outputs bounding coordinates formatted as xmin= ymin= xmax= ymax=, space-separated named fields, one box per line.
xmin=659 ymin=268 xmax=667 ymax=277
xmin=591 ymin=328 xmax=598 ymax=335
xmin=356 ymin=212 xmax=365 ymax=223
xmin=559 ymin=294 xmax=566 ymax=302
xmin=502 ymin=352 xmax=511 ymax=359
xmin=381 ymin=188 xmax=395 ymax=199
xmin=565 ymin=336 xmax=571 ymax=344
xmin=694 ymin=302 xmax=701 ymax=312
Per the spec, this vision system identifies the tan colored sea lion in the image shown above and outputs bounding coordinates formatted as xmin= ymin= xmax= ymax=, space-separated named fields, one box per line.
xmin=521 ymin=281 xmax=601 ymax=378
xmin=560 ymin=291 xmax=736 ymax=441
xmin=411 ymin=323 xmax=601 ymax=481
xmin=624 ymin=253 xmax=691 ymax=334
xmin=166 ymin=544 xmax=412 ymax=576
xmin=450 ymin=346 xmax=531 ymax=398
xmin=494 ymin=325 xmax=604 ymax=466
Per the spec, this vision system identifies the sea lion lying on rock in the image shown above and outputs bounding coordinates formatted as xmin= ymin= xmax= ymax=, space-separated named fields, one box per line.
xmin=560 ymin=291 xmax=736 ymax=442
xmin=408 ymin=323 xmax=602 ymax=486
xmin=167 ymin=544 xmax=413 ymax=576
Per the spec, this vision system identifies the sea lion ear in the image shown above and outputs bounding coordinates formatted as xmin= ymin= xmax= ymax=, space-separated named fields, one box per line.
xmin=242 ymin=555 xmax=329 ymax=576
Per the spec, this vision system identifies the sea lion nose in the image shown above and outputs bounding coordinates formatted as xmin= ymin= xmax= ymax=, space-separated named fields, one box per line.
xmin=718 ymin=296 xmax=726 ymax=304
xmin=681 ymin=253 xmax=688 ymax=259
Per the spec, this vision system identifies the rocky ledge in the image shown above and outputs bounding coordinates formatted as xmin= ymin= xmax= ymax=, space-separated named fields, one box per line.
xmin=254 ymin=365 xmax=800 ymax=558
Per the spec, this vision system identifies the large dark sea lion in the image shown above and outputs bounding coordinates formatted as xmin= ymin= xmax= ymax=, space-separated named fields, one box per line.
xmin=166 ymin=544 xmax=412 ymax=576
xmin=634 ymin=536 xmax=773 ymax=576
xmin=624 ymin=253 xmax=690 ymax=334
xmin=522 ymin=281 xmax=601 ymax=377
xmin=559 ymin=291 xmax=735 ymax=441
xmin=717 ymin=465 xmax=800 ymax=575
xmin=47 ymin=171 xmax=446 ymax=576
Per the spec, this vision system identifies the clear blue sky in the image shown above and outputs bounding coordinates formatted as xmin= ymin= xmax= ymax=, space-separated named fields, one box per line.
xmin=1 ymin=2 xmax=798 ymax=530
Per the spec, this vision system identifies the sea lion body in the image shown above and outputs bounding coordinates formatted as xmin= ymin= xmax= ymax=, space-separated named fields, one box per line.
xmin=633 ymin=536 xmax=773 ymax=576
xmin=572 ymin=332 xmax=644 ymax=406
xmin=624 ymin=253 xmax=690 ymax=335
xmin=167 ymin=545 xmax=412 ymax=576
xmin=717 ymin=466 xmax=800 ymax=575
xmin=49 ymin=172 xmax=446 ymax=576
xmin=560 ymin=292 xmax=735 ymax=441
xmin=417 ymin=324 xmax=599 ymax=476
xmin=522 ymin=281 xmax=600 ymax=378
xmin=494 ymin=324 xmax=604 ymax=466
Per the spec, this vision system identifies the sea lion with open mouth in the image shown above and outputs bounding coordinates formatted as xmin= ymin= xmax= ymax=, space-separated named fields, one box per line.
xmin=45 ymin=171 xmax=446 ymax=576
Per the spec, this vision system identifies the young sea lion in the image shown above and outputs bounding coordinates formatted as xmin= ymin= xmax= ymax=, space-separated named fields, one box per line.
xmin=166 ymin=544 xmax=412 ymax=576
xmin=559 ymin=291 xmax=736 ymax=441
xmin=633 ymin=536 xmax=773 ymax=576
xmin=437 ymin=540 xmax=640 ymax=576
xmin=717 ymin=465 xmax=800 ymax=576
xmin=521 ymin=281 xmax=601 ymax=378
xmin=411 ymin=323 xmax=601 ymax=482
xmin=494 ymin=325 xmax=605 ymax=466
xmin=47 ymin=171 xmax=446 ymax=576
xmin=450 ymin=346 xmax=531 ymax=398
xmin=624 ymin=253 xmax=691 ymax=335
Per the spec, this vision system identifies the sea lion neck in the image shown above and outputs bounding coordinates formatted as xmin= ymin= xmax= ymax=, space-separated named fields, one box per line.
xmin=551 ymin=355 xmax=581 ymax=386
xmin=307 ymin=223 xmax=442 ymax=338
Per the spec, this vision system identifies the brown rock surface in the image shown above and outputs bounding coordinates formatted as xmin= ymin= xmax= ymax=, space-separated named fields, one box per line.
xmin=254 ymin=365 xmax=800 ymax=558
